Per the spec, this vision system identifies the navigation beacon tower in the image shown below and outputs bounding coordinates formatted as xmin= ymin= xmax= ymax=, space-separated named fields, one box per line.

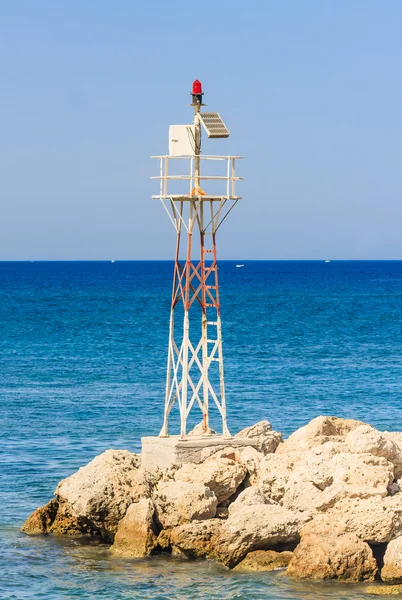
xmin=151 ymin=80 xmax=242 ymax=440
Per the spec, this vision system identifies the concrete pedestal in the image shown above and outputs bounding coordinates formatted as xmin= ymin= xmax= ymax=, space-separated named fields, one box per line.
xmin=141 ymin=435 xmax=258 ymax=470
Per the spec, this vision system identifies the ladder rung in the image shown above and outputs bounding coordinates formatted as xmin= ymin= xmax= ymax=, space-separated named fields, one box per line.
xmin=210 ymin=357 xmax=220 ymax=362
xmin=207 ymin=321 xmax=217 ymax=325
xmin=206 ymin=285 xmax=217 ymax=289
xmin=203 ymin=249 xmax=214 ymax=253
xmin=207 ymin=339 xmax=217 ymax=343
xmin=205 ymin=303 xmax=216 ymax=307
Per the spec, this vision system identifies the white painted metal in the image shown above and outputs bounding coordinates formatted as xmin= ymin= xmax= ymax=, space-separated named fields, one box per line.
xmin=151 ymin=155 xmax=242 ymax=204
xmin=169 ymin=125 xmax=196 ymax=156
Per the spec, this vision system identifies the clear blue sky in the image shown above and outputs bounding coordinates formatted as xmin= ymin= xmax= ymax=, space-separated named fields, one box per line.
xmin=1 ymin=0 xmax=401 ymax=260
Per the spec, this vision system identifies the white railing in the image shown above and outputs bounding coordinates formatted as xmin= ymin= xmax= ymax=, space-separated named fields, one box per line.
xmin=150 ymin=155 xmax=243 ymax=200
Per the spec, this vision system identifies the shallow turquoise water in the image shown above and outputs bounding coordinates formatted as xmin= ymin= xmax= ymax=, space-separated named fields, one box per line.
xmin=1 ymin=260 xmax=402 ymax=599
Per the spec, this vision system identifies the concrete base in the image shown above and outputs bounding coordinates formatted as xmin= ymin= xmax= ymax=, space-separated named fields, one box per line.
xmin=141 ymin=435 xmax=258 ymax=470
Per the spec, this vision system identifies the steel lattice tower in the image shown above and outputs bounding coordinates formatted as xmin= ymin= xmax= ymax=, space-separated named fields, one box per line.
xmin=151 ymin=80 xmax=242 ymax=439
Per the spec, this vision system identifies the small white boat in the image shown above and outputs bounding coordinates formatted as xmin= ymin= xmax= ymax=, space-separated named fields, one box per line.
xmin=111 ymin=260 xmax=115 ymax=263
xmin=325 ymin=260 xmax=331 ymax=263
xmin=236 ymin=264 xmax=244 ymax=268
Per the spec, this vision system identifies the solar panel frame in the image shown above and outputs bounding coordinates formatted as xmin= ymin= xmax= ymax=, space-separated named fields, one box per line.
xmin=199 ymin=112 xmax=230 ymax=139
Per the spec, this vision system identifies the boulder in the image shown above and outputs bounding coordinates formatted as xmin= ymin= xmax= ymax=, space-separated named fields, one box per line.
xmin=346 ymin=425 xmax=402 ymax=477
xmin=153 ymin=481 xmax=217 ymax=528
xmin=287 ymin=531 xmax=377 ymax=582
xmin=48 ymin=500 xmax=98 ymax=536
xmin=188 ymin=422 xmax=217 ymax=436
xmin=110 ymin=499 xmax=158 ymax=558
xmin=258 ymin=453 xmax=298 ymax=503
xmin=170 ymin=519 xmax=220 ymax=559
xmin=302 ymin=496 xmax=402 ymax=544
xmin=156 ymin=528 xmax=171 ymax=550
xmin=278 ymin=444 xmax=341 ymax=513
xmin=174 ymin=453 xmax=246 ymax=503
xmin=228 ymin=487 xmax=270 ymax=515
xmin=234 ymin=549 xmax=293 ymax=572
xmin=388 ymin=433 xmax=402 ymax=456
xmin=22 ymin=499 xmax=98 ymax=536
xmin=236 ymin=446 xmax=265 ymax=486
xmin=55 ymin=450 xmax=154 ymax=539
xmin=276 ymin=416 xmax=364 ymax=454
xmin=211 ymin=503 xmax=309 ymax=568
xmin=236 ymin=421 xmax=282 ymax=454
xmin=321 ymin=452 xmax=394 ymax=503
xmin=259 ymin=446 xmax=394 ymax=514
xmin=22 ymin=499 xmax=59 ymax=534
xmin=382 ymin=537 xmax=402 ymax=582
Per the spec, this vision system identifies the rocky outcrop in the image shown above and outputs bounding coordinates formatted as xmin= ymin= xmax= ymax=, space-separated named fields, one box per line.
xmin=188 ymin=422 xmax=217 ymax=436
xmin=233 ymin=549 xmax=293 ymax=572
xmin=22 ymin=498 xmax=99 ymax=537
xmin=22 ymin=415 xmax=402 ymax=587
xmin=55 ymin=450 xmax=154 ymax=539
xmin=236 ymin=421 xmax=282 ymax=454
xmin=235 ymin=446 xmax=264 ymax=485
xmin=174 ymin=453 xmax=246 ymax=503
xmin=211 ymin=503 xmax=309 ymax=568
xmin=346 ymin=425 xmax=402 ymax=478
xmin=302 ymin=497 xmax=402 ymax=544
xmin=287 ymin=531 xmax=377 ymax=582
xmin=22 ymin=500 xmax=59 ymax=534
xmin=48 ymin=500 xmax=98 ymax=536
xmin=228 ymin=487 xmax=269 ymax=515
xmin=276 ymin=416 xmax=364 ymax=454
xmin=382 ymin=537 xmax=402 ymax=582
xmin=110 ymin=499 xmax=158 ymax=558
xmin=153 ymin=481 xmax=217 ymax=528
xmin=259 ymin=445 xmax=394 ymax=515
xmin=170 ymin=519 xmax=219 ymax=558
xmin=156 ymin=528 xmax=171 ymax=550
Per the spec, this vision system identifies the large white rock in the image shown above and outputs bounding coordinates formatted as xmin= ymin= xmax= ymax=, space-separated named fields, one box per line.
xmin=110 ymin=499 xmax=157 ymax=558
xmin=188 ymin=422 xmax=217 ymax=436
xmin=153 ymin=480 xmax=217 ymax=528
xmin=236 ymin=446 xmax=265 ymax=486
xmin=211 ymin=503 xmax=310 ymax=567
xmin=276 ymin=416 xmax=364 ymax=454
xmin=235 ymin=421 xmax=282 ymax=454
xmin=258 ymin=452 xmax=298 ymax=503
xmin=279 ymin=443 xmax=342 ymax=512
xmin=382 ymin=536 xmax=402 ymax=582
xmin=287 ymin=531 xmax=377 ymax=582
xmin=228 ymin=487 xmax=270 ymax=515
xmin=174 ymin=453 xmax=247 ymax=503
xmin=259 ymin=445 xmax=394 ymax=514
xmin=302 ymin=496 xmax=402 ymax=544
xmin=326 ymin=452 xmax=394 ymax=501
xmin=346 ymin=425 xmax=402 ymax=477
xmin=170 ymin=519 xmax=220 ymax=558
xmin=55 ymin=449 xmax=154 ymax=538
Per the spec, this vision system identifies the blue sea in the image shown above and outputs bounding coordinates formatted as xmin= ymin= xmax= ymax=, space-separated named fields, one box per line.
xmin=1 ymin=260 xmax=402 ymax=599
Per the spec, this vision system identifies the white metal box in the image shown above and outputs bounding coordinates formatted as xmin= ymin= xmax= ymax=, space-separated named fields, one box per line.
xmin=169 ymin=124 xmax=195 ymax=156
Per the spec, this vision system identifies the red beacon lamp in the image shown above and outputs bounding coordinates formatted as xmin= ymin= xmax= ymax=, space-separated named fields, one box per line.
xmin=191 ymin=79 xmax=203 ymax=105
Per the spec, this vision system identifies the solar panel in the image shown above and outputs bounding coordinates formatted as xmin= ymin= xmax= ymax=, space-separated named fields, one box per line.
xmin=199 ymin=112 xmax=230 ymax=138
